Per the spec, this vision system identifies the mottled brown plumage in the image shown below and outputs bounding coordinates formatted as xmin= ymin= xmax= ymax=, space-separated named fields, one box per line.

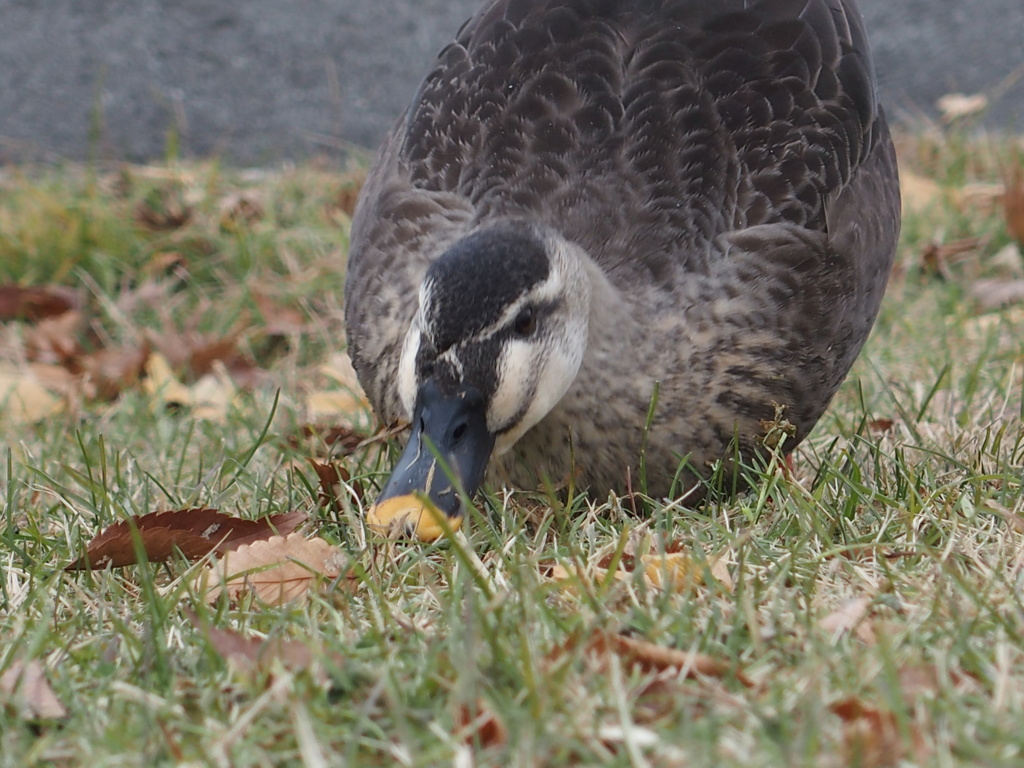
xmin=344 ymin=0 xmax=900 ymax=506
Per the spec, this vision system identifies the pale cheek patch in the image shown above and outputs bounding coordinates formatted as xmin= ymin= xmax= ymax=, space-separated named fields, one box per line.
xmin=490 ymin=336 xmax=582 ymax=456
xmin=488 ymin=340 xmax=535 ymax=437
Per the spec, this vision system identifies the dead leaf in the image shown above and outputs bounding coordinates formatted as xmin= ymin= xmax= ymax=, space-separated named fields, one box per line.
xmin=0 ymin=660 xmax=68 ymax=720
xmin=295 ymin=425 xmax=371 ymax=454
xmin=919 ymin=238 xmax=982 ymax=280
xmin=0 ymin=284 xmax=79 ymax=322
xmin=134 ymin=184 xmax=193 ymax=231
xmin=0 ymin=363 xmax=64 ymax=423
xmin=936 ymin=92 xmax=989 ymax=122
xmin=185 ymin=609 xmax=340 ymax=685
xmin=820 ymin=596 xmax=876 ymax=644
xmin=898 ymin=170 xmax=944 ymax=214
xmin=330 ymin=172 xmax=366 ymax=220
xmin=867 ymin=418 xmax=895 ymax=434
xmin=1003 ymin=165 xmax=1024 ymax=246
xmin=218 ymin=191 xmax=265 ymax=230
xmin=143 ymin=251 xmax=190 ymax=280
xmin=252 ymin=292 xmax=308 ymax=337
xmin=66 ymin=508 xmax=306 ymax=570
xmin=307 ymin=458 xmax=357 ymax=508
xmin=548 ymin=547 xmax=732 ymax=594
xmin=312 ymin=352 xmax=370 ymax=414
xmin=143 ymin=353 xmax=242 ymax=421
xmin=585 ymin=631 xmax=753 ymax=687
xmin=23 ymin=310 xmax=84 ymax=366
xmin=989 ymin=242 xmax=1024 ymax=278
xmin=455 ymin=699 xmax=508 ymax=750
xmin=831 ymin=697 xmax=929 ymax=767
xmin=969 ymin=278 xmax=1024 ymax=311
xmin=78 ymin=343 xmax=150 ymax=401
xmin=194 ymin=533 xmax=349 ymax=605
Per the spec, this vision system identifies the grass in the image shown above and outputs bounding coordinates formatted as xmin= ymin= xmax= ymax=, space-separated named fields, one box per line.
xmin=3 ymin=131 xmax=1024 ymax=767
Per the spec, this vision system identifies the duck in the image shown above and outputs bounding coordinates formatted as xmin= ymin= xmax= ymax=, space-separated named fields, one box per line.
xmin=343 ymin=0 xmax=901 ymax=538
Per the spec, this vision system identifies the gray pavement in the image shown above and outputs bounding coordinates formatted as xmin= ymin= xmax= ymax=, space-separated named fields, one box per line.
xmin=1 ymin=0 xmax=1022 ymax=166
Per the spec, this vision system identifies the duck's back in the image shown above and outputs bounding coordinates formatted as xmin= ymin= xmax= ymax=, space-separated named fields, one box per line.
xmin=389 ymin=0 xmax=884 ymax=281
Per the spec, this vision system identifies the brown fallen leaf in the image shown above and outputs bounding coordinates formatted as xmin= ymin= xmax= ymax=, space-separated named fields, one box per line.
xmin=0 ymin=284 xmax=79 ymax=323
xmin=831 ymin=697 xmax=929 ymax=768
xmin=867 ymin=418 xmax=895 ymax=434
xmin=820 ymin=596 xmax=876 ymax=644
xmin=585 ymin=631 xmax=753 ymax=687
xmin=455 ymin=699 xmax=508 ymax=750
xmin=194 ymin=533 xmax=349 ymax=606
xmin=0 ymin=660 xmax=68 ymax=720
xmin=307 ymin=459 xmax=355 ymax=508
xmin=66 ymin=508 xmax=307 ymax=570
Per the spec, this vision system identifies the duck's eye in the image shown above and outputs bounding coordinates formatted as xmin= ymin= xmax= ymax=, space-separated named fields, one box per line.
xmin=513 ymin=306 xmax=537 ymax=338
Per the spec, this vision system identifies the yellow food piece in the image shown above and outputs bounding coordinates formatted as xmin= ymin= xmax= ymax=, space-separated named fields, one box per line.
xmin=365 ymin=494 xmax=461 ymax=541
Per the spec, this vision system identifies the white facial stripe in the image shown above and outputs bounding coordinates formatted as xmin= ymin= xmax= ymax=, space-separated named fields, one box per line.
xmin=488 ymin=339 xmax=537 ymax=435
xmin=397 ymin=323 xmax=421 ymax=418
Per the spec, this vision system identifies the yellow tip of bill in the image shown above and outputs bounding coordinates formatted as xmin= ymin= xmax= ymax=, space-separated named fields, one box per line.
xmin=365 ymin=494 xmax=462 ymax=541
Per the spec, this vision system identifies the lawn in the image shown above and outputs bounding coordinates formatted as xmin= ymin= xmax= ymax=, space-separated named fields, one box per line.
xmin=2 ymin=131 xmax=1024 ymax=767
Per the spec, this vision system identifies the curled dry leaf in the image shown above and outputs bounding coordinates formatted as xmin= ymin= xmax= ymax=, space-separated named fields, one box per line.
xmin=0 ymin=660 xmax=68 ymax=720
xmin=66 ymin=508 xmax=306 ymax=570
xmin=194 ymin=533 xmax=350 ymax=606
xmin=455 ymin=699 xmax=508 ymax=750
xmin=307 ymin=458 xmax=358 ymax=508
xmin=552 ymin=630 xmax=752 ymax=688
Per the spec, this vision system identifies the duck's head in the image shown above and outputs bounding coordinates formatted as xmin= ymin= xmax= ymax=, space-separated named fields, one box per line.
xmin=367 ymin=223 xmax=591 ymax=538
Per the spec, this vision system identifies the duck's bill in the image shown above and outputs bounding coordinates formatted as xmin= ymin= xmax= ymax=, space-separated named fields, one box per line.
xmin=366 ymin=380 xmax=494 ymax=541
